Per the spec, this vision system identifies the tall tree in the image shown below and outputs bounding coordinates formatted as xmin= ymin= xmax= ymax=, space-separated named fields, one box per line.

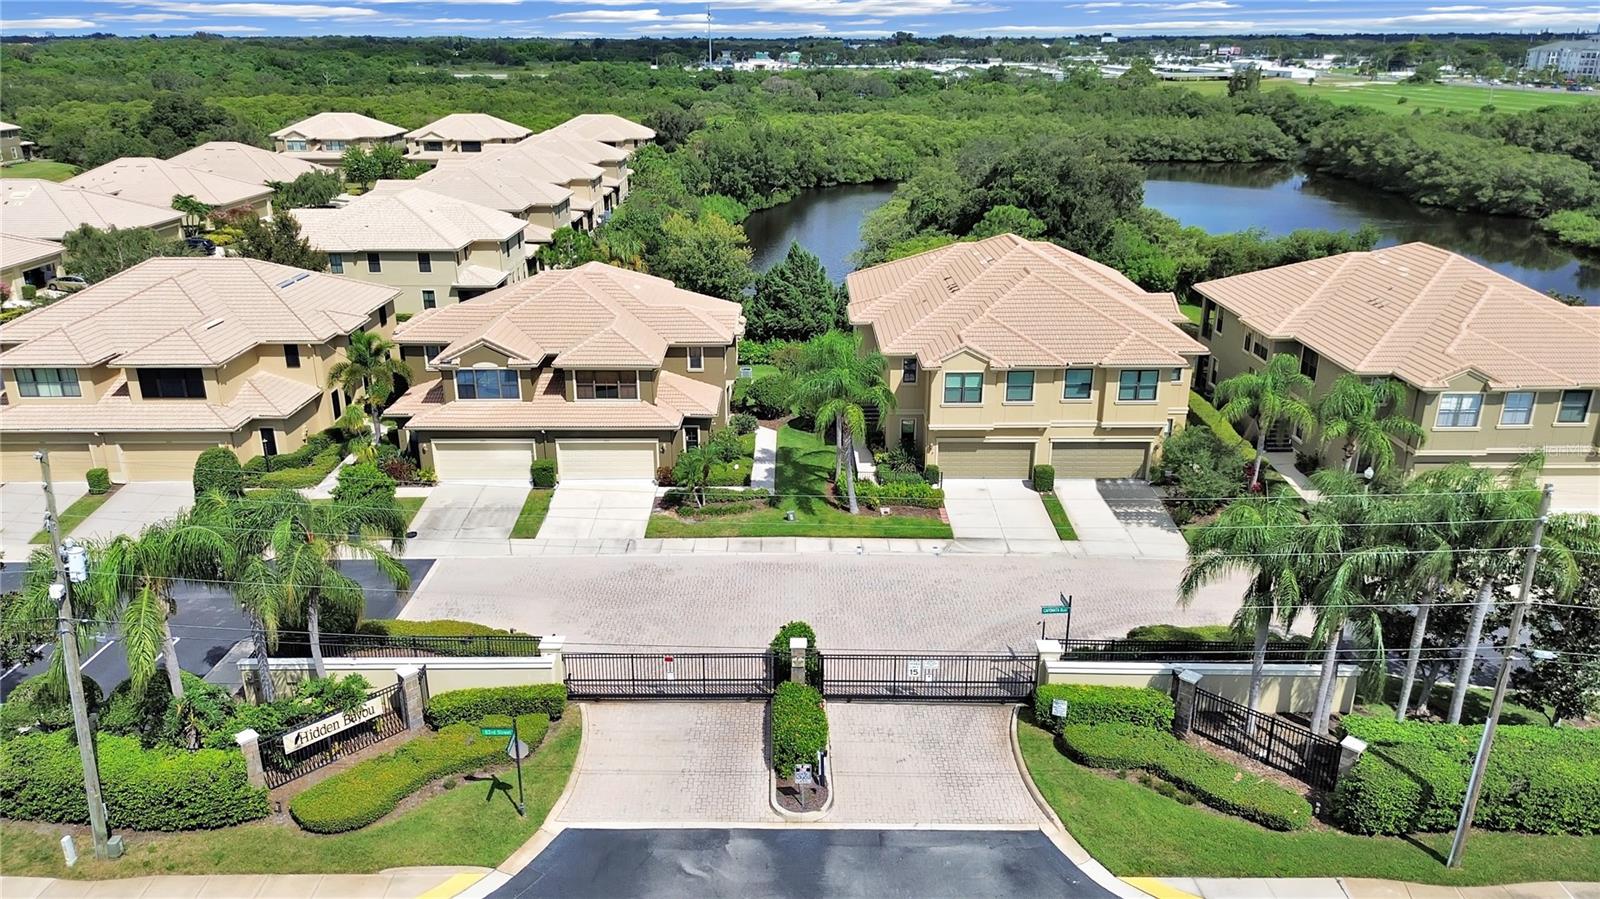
xmin=1513 ymin=542 xmax=1600 ymax=724
xmin=1213 ymin=353 xmax=1316 ymax=490
xmin=170 ymin=194 xmax=213 ymax=236
xmin=1314 ymin=375 xmax=1425 ymax=475
xmin=61 ymin=225 xmax=201 ymax=283
xmin=745 ymin=243 xmax=844 ymax=342
xmin=268 ymin=170 xmax=344 ymax=210
xmin=652 ymin=212 xmax=753 ymax=300
xmin=233 ymin=213 xmax=328 ymax=271
xmin=790 ymin=331 xmax=895 ymax=514
xmin=327 ymin=329 xmax=409 ymax=447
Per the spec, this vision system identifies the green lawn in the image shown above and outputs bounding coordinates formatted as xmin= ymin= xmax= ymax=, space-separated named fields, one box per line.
xmin=1170 ymin=78 xmax=1597 ymax=115
xmin=709 ymin=432 xmax=758 ymax=486
xmin=1039 ymin=493 xmax=1078 ymax=541
xmin=1017 ymin=716 xmax=1600 ymax=885
xmin=397 ymin=495 xmax=426 ymax=528
xmin=29 ymin=490 xmax=114 ymax=543
xmin=1177 ymin=303 xmax=1203 ymax=326
xmin=510 ymin=489 xmax=554 ymax=539
xmin=0 ymin=710 xmax=582 ymax=879
xmin=645 ymin=425 xmax=953 ymax=539
xmin=1 ymin=160 xmax=78 ymax=181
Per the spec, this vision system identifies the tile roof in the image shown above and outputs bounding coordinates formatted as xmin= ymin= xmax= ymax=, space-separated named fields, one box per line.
xmin=448 ymin=144 xmax=603 ymax=191
xmin=1193 ymin=242 xmax=1600 ymax=390
xmin=0 ymin=372 xmax=318 ymax=433
xmin=390 ymin=368 xmax=709 ymax=432
xmin=296 ymin=187 xmax=524 ymax=252
xmin=519 ymin=131 xmax=629 ymax=166
xmin=66 ymin=158 xmax=272 ymax=210
xmin=0 ymin=257 xmax=397 ymax=367
xmin=847 ymin=234 xmax=1205 ymax=369
xmin=1 ymin=233 xmax=65 ymax=271
xmin=394 ymin=262 xmax=741 ymax=370
xmin=271 ymin=112 xmax=406 ymax=141
xmin=454 ymin=264 xmax=512 ymax=289
xmin=407 ymin=113 xmax=531 ymax=142
xmin=550 ymin=114 xmax=656 ymax=144
xmin=168 ymin=142 xmax=330 ymax=187
xmin=1 ymin=178 xmax=183 ymax=241
xmin=656 ymin=370 xmax=722 ymax=418
xmin=409 ymin=164 xmax=572 ymax=214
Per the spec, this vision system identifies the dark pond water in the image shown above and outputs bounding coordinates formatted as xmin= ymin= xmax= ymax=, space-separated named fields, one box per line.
xmin=1143 ymin=163 xmax=1600 ymax=304
xmin=743 ymin=182 xmax=898 ymax=282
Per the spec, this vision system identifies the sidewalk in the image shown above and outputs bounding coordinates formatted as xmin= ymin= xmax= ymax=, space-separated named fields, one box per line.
xmin=750 ymin=426 xmax=778 ymax=491
xmin=401 ymin=534 xmax=1085 ymax=558
xmin=0 ymin=867 xmax=489 ymax=899
xmin=1136 ymin=877 xmax=1599 ymax=899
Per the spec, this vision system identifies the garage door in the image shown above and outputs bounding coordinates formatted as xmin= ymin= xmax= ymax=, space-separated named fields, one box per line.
xmin=1 ymin=441 xmax=94 ymax=483
xmin=432 ymin=441 xmax=535 ymax=482
xmin=1051 ymin=442 xmax=1149 ymax=479
xmin=936 ymin=441 xmax=1032 ymax=479
xmin=118 ymin=442 xmax=216 ymax=481
xmin=556 ymin=440 xmax=657 ymax=480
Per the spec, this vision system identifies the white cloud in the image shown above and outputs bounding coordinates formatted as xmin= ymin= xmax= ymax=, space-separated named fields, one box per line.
xmin=1163 ymin=1 xmax=1237 ymax=8
xmin=553 ymin=0 xmax=999 ymax=15
xmin=0 ymin=16 xmax=98 ymax=28
xmin=1425 ymin=4 xmax=1485 ymax=9
xmin=845 ymin=17 xmax=886 ymax=23
xmin=640 ymin=17 xmax=831 ymax=32
xmin=139 ymin=1 xmax=379 ymax=16
xmin=101 ymin=12 xmax=194 ymax=20
xmin=188 ymin=24 xmax=270 ymax=30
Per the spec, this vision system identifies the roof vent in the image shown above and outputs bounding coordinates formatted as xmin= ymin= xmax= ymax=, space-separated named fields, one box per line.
xmin=202 ymin=317 xmax=226 ymax=330
xmin=942 ymin=275 xmax=959 ymax=294
xmin=276 ymin=272 xmax=311 ymax=289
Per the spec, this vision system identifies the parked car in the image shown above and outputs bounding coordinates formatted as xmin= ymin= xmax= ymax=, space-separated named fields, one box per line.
xmin=185 ymin=236 xmax=217 ymax=253
xmin=46 ymin=275 xmax=88 ymax=292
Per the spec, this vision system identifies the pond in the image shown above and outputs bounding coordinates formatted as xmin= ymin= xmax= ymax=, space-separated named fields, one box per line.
xmin=743 ymin=182 xmax=898 ymax=282
xmin=1143 ymin=163 xmax=1600 ymax=304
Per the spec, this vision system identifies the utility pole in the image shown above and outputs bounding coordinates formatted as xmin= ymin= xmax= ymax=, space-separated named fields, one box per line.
xmin=1446 ymin=482 xmax=1552 ymax=869
xmin=38 ymin=450 xmax=113 ymax=860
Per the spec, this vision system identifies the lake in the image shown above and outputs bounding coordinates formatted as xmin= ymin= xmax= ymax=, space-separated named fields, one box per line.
xmin=743 ymin=182 xmax=898 ymax=281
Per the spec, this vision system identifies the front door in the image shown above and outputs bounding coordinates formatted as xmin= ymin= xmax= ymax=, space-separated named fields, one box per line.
xmin=260 ymin=428 xmax=278 ymax=458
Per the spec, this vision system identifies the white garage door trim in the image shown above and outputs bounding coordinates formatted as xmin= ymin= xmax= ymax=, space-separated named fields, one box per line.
xmin=936 ymin=440 xmax=1033 ymax=479
xmin=556 ymin=440 xmax=657 ymax=481
xmin=432 ymin=440 xmax=536 ymax=483
xmin=1051 ymin=441 xmax=1149 ymax=479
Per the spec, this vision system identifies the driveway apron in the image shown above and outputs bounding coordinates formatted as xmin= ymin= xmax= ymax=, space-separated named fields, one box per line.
xmin=74 ymin=481 xmax=192 ymax=543
xmin=538 ymin=480 xmax=655 ymax=540
xmin=1 ymin=481 xmax=87 ymax=561
xmin=941 ymin=479 xmax=1063 ymax=554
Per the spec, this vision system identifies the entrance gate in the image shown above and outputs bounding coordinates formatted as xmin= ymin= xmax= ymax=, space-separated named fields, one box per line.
xmin=564 ymin=651 xmax=777 ymax=699
xmin=815 ymin=651 xmax=1035 ymax=701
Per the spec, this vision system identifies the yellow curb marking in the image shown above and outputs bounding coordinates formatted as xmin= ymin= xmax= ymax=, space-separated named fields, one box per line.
xmin=418 ymin=871 xmax=486 ymax=899
xmin=1124 ymin=877 xmax=1202 ymax=899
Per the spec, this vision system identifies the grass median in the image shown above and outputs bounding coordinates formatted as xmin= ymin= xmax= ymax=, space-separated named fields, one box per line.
xmin=510 ymin=489 xmax=554 ymax=538
xmin=30 ymin=490 xmax=114 ymax=543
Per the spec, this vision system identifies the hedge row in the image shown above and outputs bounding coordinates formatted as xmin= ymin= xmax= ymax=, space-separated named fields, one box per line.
xmin=1058 ymin=723 xmax=1311 ymax=831
xmin=856 ymin=479 xmax=944 ymax=510
xmin=1033 ymin=685 xmax=1175 ymax=732
xmin=290 ymin=714 xmax=549 ymax=833
xmin=355 ymin=618 xmax=521 ymax=639
xmin=425 ymin=684 xmax=568 ymax=729
xmin=771 ymin=682 xmax=828 ymax=776
xmin=1333 ymin=716 xmax=1600 ymax=835
xmin=0 ymin=730 xmax=269 ymax=831
xmin=1187 ymin=391 xmax=1256 ymax=461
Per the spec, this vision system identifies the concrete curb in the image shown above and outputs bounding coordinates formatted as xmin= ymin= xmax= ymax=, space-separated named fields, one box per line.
xmin=767 ymin=732 xmax=835 ymax=822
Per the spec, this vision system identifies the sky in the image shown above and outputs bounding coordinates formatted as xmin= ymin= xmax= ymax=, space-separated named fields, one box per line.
xmin=1 ymin=0 xmax=1597 ymax=40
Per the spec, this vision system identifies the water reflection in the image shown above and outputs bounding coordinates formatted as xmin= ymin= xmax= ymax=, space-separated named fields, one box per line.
xmin=743 ymin=183 xmax=899 ymax=282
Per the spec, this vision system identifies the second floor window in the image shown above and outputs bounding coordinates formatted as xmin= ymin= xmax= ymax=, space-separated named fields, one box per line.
xmin=16 ymin=368 xmax=81 ymax=398
xmin=687 ymin=346 xmax=704 ymax=371
xmin=455 ymin=369 xmax=519 ymax=400
xmin=423 ymin=141 xmax=443 ymax=152
xmin=1558 ymin=389 xmax=1592 ymax=423
xmin=1436 ymin=393 xmax=1482 ymax=428
xmin=943 ymin=372 xmax=982 ymax=404
xmin=417 ymin=253 xmax=432 ymax=273
xmin=325 ymin=140 xmax=347 ymax=151
xmin=462 ymin=141 xmax=482 ymax=153
xmin=367 ymin=253 xmax=381 ymax=273
xmin=422 ymin=289 xmax=436 ymax=309
xmin=329 ymin=253 xmax=343 ymax=274
xmin=902 ymin=358 xmax=918 ymax=384
xmin=1118 ymin=369 xmax=1158 ymax=402
xmin=1500 ymin=392 xmax=1534 ymax=427
xmin=1063 ymin=368 xmax=1092 ymax=400
xmin=138 ymin=368 xmax=205 ymax=400
xmin=577 ymin=370 xmax=639 ymax=400
xmin=284 ymin=345 xmax=301 ymax=368
xmin=1005 ymin=370 xmax=1034 ymax=403
xmin=286 ymin=139 xmax=307 ymax=152
xmin=1300 ymin=347 xmax=1320 ymax=381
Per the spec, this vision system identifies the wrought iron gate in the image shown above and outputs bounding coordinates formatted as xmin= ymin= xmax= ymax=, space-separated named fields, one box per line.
xmin=1190 ymin=687 xmax=1341 ymax=789
xmin=564 ymin=651 xmax=777 ymax=699
xmin=815 ymin=650 xmax=1035 ymax=701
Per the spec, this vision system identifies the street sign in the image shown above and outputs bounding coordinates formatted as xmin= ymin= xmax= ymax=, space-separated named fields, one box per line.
xmin=793 ymin=764 xmax=814 ymax=786
xmin=1051 ymin=698 xmax=1069 ymax=718
xmin=481 ymin=727 xmax=514 ymax=737
xmin=1040 ymin=605 xmax=1070 ymax=614
xmin=506 ymin=739 xmax=531 ymax=761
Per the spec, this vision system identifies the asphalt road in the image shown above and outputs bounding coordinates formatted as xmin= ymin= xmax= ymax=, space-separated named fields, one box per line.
xmin=0 ymin=559 xmax=432 ymax=700
xmin=494 ymin=828 xmax=1122 ymax=899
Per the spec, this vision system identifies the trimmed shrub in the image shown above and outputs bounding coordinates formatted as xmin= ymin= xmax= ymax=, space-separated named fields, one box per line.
xmin=1126 ymin=624 xmax=1238 ymax=642
xmin=729 ymin=412 xmax=759 ymax=435
xmin=737 ymin=374 xmax=794 ymax=419
xmin=290 ymin=714 xmax=549 ymax=833
xmin=353 ymin=619 xmax=535 ymax=658
xmin=530 ymin=458 xmax=558 ymax=488
xmin=425 ymin=684 xmax=568 ymax=728
xmin=737 ymin=339 xmax=800 ymax=366
xmin=1031 ymin=464 xmax=1055 ymax=492
xmin=193 ymin=446 xmax=244 ymax=497
xmin=251 ymin=446 xmax=344 ymax=489
xmin=771 ymin=620 xmax=820 ymax=684
xmin=85 ymin=468 xmax=111 ymax=494
xmin=771 ymin=682 xmax=827 ymax=776
xmin=922 ymin=464 xmax=941 ymax=485
xmin=1187 ymin=391 xmax=1256 ymax=461
xmin=0 ymin=729 xmax=269 ymax=830
xmin=0 ymin=674 xmax=103 ymax=735
xmin=1034 ymin=684 xmax=1175 ymax=732
xmin=856 ymin=479 xmax=944 ymax=510
xmin=1058 ymin=723 xmax=1311 ymax=831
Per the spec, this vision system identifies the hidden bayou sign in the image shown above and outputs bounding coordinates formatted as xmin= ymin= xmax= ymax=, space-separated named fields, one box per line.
xmin=281 ymin=694 xmax=387 ymax=753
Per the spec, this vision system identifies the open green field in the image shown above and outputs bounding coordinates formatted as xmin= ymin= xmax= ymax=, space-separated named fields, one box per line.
xmin=1 ymin=160 xmax=78 ymax=181
xmin=1173 ymin=78 xmax=1597 ymax=114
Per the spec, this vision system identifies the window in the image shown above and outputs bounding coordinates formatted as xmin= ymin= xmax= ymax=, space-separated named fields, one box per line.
xmin=366 ymin=252 xmax=381 ymax=273
xmin=260 ymin=428 xmax=278 ymax=457
xmin=331 ymin=390 xmax=342 ymax=418
xmin=1170 ymin=368 xmax=1183 ymax=383
xmin=687 ymin=346 xmax=704 ymax=372
xmin=284 ymin=345 xmax=300 ymax=369
xmin=901 ymin=357 xmax=918 ymax=384
xmin=462 ymin=141 xmax=482 ymax=153
xmin=900 ymin=418 xmax=916 ymax=446
xmin=576 ymin=370 xmax=639 ymax=400
xmin=943 ymin=372 xmax=982 ymax=404
xmin=417 ymin=253 xmax=431 ymax=273
xmin=1118 ymin=369 xmax=1158 ymax=402
xmin=1251 ymin=340 xmax=1269 ymax=361
xmin=684 ymin=426 xmax=700 ymax=449
xmin=286 ymin=139 xmax=307 ymax=152
xmin=1558 ymin=389 xmax=1592 ymax=423
xmin=421 ymin=290 xmax=436 ymax=310
xmin=1500 ymin=392 xmax=1534 ymax=427
xmin=1436 ymin=393 xmax=1483 ymax=429
xmin=325 ymin=140 xmax=346 ymax=151
xmin=1243 ymin=331 xmax=1252 ymax=351
xmin=455 ymin=369 xmax=520 ymax=400
xmin=1213 ymin=308 xmax=1223 ymax=333
xmin=15 ymin=368 xmax=81 ymax=398
xmin=1063 ymin=368 xmax=1093 ymax=400
xmin=1300 ymin=348 xmax=1320 ymax=381
xmin=378 ymin=305 xmax=389 ymax=327
xmin=137 ymin=368 xmax=205 ymax=400
xmin=1005 ymin=370 xmax=1035 ymax=403
xmin=424 ymin=345 xmax=444 ymax=361
xmin=423 ymin=140 xmax=443 ymax=152
xmin=328 ymin=253 xmax=343 ymax=274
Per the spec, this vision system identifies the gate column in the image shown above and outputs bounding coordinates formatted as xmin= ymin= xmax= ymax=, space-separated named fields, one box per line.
xmin=395 ymin=666 xmax=425 ymax=732
xmin=1171 ymin=668 xmax=1204 ymax=737
xmin=789 ymin=638 xmax=808 ymax=684
xmin=234 ymin=729 xmax=266 ymax=789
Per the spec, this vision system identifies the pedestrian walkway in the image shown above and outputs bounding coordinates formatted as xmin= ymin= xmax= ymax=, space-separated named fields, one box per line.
xmin=1261 ymin=452 xmax=1322 ymax=502
xmin=0 ymin=867 xmax=489 ymax=899
xmin=750 ymin=426 xmax=778 ymax=491
xmin=1136 ymin=877 xmax=1600 ymax=899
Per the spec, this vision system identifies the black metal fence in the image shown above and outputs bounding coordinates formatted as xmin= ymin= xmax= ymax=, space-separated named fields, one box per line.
xmin=319 ymin=632 xmax=542 ymax=658
xmin=259 ymin=683 xmax=406 ymax=789
xmin=816 ymin=651 xmax=1035 ymax=701
xmin=1189 ymin=687 xmax=1341 ymax=789
xmin=1059 ymin=638 xmax=1310 ymax=664
xmin=564 ymin=651 xmax=777 ymax=699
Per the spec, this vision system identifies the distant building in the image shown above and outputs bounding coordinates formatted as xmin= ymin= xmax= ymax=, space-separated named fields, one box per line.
xmin=1100 ymin=34 xmax=1118 ymax=44
xmin=0 ymin=121 xmax=35 ymax=163
xmin=1526 ymin=35 xmax=1600 ymax=80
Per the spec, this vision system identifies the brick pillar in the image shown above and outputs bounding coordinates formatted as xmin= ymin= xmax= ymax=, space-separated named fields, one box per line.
xmin=1337 ymin=735 xmax=1368 ymax=780
xmin=234 ymin=729 xmax=266 ymax=789
xmin=788 ymin=638 xmax=808 ymax=683
xmin=1171 ymin=668 xmax=1204 ymax=738
xmin=395 ymin=665 xmax=425 ymax=732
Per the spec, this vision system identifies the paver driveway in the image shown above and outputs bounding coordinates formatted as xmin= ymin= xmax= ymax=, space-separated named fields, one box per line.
xmin=556 ymin=702 xmax=778 ymax=825
xmin=408 ymin=484 xmax=529 ymax=554
xmin=826 ymin=702 xmax=1044 ymax=826
xmin=0 ymin=480 xmax=87 ymax=561
xmin=538 ymin=480 xmax=655 ymax=540
xmin=1054 ymin=479 xmax=1186 ymax=559
xmin=942 ymin=479 xmax=1063 ymax=553
xmin=75 ymin=481 xmax=192 ymax=543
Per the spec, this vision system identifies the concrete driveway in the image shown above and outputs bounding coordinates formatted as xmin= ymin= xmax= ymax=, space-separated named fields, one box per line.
xmin=1 ymin=481 xmax=87 ymax=561
xmin=409 ymin=484 xmax=529 ymax=553
xmin=75 ymin=481 xmax=192 ymax=543
xmin=1054 ymin=479 xmax=1187 ymax=560
xmin=539 ymin=480 xmax=655 ymax=540
xmin=942 ymin=479 xmax=1063 ymax=553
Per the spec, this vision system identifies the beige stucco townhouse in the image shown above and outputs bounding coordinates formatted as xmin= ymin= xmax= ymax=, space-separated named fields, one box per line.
xmin=408 ymin=166 xmax=574 ymax=261
xmin=0 ymin=257 xmax=398 ymax=484
xmin=66 ymin=157 xmax=273 ymax=223
xmin=519 ymin=131 xmax=632 ymax=212
xmin=1193 ymin=242 xmax=1600 ymax=512
xmin=1 ymin=233 xmax=65 ymax=296
xmin=386 ymin=262 xmax=742 ymax=483
xmin=550 ymin=114 xmax=656 ymax=153
xmin=271 ymin=112 xmax=406 ymax=167
xmin=1 ymin=178 xmax=184 ymax=243
xmin=439 ymin=146 xmax=607 ymax=233
xmin=169 ymin=141 xmax=332 ymax=187
xmin=406 ymin=113 xmax=532 ymax=161
xmin=846 ymin=233 xmax=1207 ymax=480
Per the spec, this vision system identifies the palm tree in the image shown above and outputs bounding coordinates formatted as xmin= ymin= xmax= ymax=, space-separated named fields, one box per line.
xmin=233 ymin=489 xmax=410 ymax=685
xmin=790 ymin=331 xmax=895 ymax=514
xmin=328 ymin=329 xmax=409 ymax=448
xmin=1314 ymin=375 xmax=1426 ymax=475
xmin=1179 ymin=488 xmax=1308 ymax=724
xmin=672 ymin=444 xmax=718 ymax=508
xmin=9 ymin=545 xmax=111 ymax=706
xmin=170 ymin=194 xmax=213 ymax=237
xmin=1213 ymin=353 xmax=1315 ymax=491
